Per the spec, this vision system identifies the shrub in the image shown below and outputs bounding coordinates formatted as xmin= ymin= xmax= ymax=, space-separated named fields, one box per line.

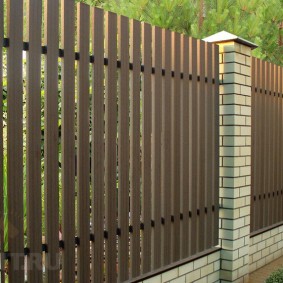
xmin=266 ymin=268 xmax=283 ymax=283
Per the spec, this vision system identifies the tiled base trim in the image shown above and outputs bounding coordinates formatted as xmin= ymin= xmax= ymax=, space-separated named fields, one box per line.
xmin=249 ymin=224 xmax=283 ymax=273
xmin=140 ymin=250 xmax=220 ymax=283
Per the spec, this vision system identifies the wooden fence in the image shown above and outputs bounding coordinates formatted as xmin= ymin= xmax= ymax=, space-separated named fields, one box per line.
xmin=0 ymin=1 xmax=219 ymax=282
xmin=251 ymin=57 xmax=283 ymax=233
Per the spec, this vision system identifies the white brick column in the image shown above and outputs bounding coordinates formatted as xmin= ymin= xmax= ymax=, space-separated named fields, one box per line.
xmin=204 ymin=31 xmax=257 ymax=283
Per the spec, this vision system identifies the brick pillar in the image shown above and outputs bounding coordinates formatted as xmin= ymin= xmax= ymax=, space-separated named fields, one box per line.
xmin=204 ymin=31 xmax=257 ymax=282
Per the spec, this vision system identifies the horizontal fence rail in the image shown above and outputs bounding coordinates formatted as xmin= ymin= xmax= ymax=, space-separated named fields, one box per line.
xmin=0 ymin=1 xmax=219 ymax=282
xmin=251 ymin=57 xmax=283 ymax=233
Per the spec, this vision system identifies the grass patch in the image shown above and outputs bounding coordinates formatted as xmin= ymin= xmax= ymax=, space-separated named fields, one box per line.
xmin=266 ymin=268 xmax=283 ymax=283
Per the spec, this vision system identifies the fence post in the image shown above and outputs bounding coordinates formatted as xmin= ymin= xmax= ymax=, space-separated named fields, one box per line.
xmin=204 ymin=31 xmax=257 ymax=282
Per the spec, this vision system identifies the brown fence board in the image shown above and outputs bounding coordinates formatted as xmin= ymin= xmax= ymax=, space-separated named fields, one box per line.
xmin=275 ymin=65 xmax=279 ymax=225
xmin=205 ymin=41 xmax=213 ymax=250
xmin=77 ymin=4 xmax=90 ymax=282
xmin=280 ymin=67 xmax=283 ymax=224
xmin=268 ymin=64 xmax=276 ymax=225
xmin=256 ymin=58 xmax=262 ymax=231
xmin=61 ymin=1 xmax=75 ymax=282
xmin=213 ymin=43 xmax=219 ymax=246
xmin=129 ymin=19 xmax=141 ymax=278
xmin=274 ymin=65 xmax=277 ymax=225
xmin=7 ymin=0 xmax=24 ymax=282
xmin=197 ymin=40 xmax=206 ymax=252
xmin=261 ymin=60 xmax=266 ymax=229
xmin=0 ymin=0 xmax=4 ymax=281
xmin=281 ymin=70 xmax=283 ymax=224
xmin=180 ymin=35 xmax=190 ymax=258
xmin=26 ymin=0 xmax=43 ymax=281
xmin=118 ymin=14 xmax=130 ymax=282
xmin=152 ymin=26 xmax=162 ymax=269
xmin=172 ymin=32 xmax=181 ymax=262
xmin=91 ymin=7 xmax=105 ymax=283
xmin=251 ymin=57 xmax=283 ymax=233
xmin=141 ymin=22 xmax=152 ymax=274
xmin=253 ymin=57 xmax=257 ymax=232
xmin=279 ymin=68 xmax=283 ymax=224
xmin=105 ymin=11 xmax=118 ymax=283
xmin=190 ymin=37 xmax=198 ymax=255
xmin=264 ymin=62 xmax=272 ymax=229
xmin=44 ymin=0 xmax=60 ymax=280
xmin=2 ymin=3 xmax=220 ymax=280
xmin=180 ymin=34 xmax=190 ymax=259
xmin=162 ymin=28 xmax=172 ymax=265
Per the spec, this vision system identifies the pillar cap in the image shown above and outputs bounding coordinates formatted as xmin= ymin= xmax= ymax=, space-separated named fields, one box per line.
xmin=203 ymin=31 xmax=258 ymax=49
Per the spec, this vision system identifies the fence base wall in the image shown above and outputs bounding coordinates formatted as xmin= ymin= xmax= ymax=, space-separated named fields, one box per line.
xmin=139 ymin=250 xmax=220 ymax=283
xmin=249 ymin=224 xmax=283 ymax=273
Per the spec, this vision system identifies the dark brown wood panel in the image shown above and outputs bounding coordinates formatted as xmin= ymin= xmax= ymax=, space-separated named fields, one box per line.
xmin=118 ymin=14 xmax=130 ymax=282
xmin=77 ymin=4 xmax=90 ymax=283
xmin=7 ymin=1 xmax=24 ymax=281
xmin=251 ymin=58 xmax=283 ymax=233
xmin=180 ymin=34 xmax=190 ymax=259
xmin=44 ymin=0 xmax=60 ymax=280
xmin=152 ymin=26 xmax=162 ymax=269
xmin=129 ymin=19 xmax=141 ymax=279
xmin=162 ymin=28 xmax=172 ymax=265
xmin=26 ymin=0 xmax=43 ymax=281
xmin=190 ymin=37 xmax=198 ymax=255
xmin=172 ymin=31 xmax=181 ymax=262
xmin=105 ymin=11 xmax=118 ymax=283
xmin=91 ymin=7 xmax=105 ymax=283
xmin=61 ymin=1 xmax=75 ymax=282
xmin=141 ymin=22 xmax=152 ymax=274
xmin=205 ymin=41 xmax=213 ymax=250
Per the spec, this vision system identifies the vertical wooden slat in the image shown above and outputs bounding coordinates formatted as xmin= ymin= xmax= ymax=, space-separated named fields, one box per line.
xmin=251 ymin=57 xmax=256 ymax=232
xmin=0 ymin=0 xmax=4 ymax=281
xmin=7 ymin=0 xmax=24 ymax=281
xmin=118 ymin=15 xmax=130 ymax=282
xmin=251 ymin=57 xmax=258 ymax=231
xmin=162 ymin=28 xmax=172 ymax=265
xmin=26 ymin=0 xmax=42 ymax=281
xmin=274 ymin=64 xmax=277 ymax=225
xmin=61 ymin=1 xmax=75 ymax=282
xmin=44 ymin=0 xmax=59 ymax=280
xmin=256 ymin=57 xmax=260 ymax=231
xmin=213 ymin=43 xmax=219 ymax=246
xmin=267 ymin=61 xmax=271 ymax=227
xmin=269 ymin=63 xmax=274 ymax=227
xmin=141 ymin=22 xmax=152 ymax=273
xmin=281 ymin=67 xmax=283 ymax=223
xmin=105 ymin=11 xmax=117 ymax=282
xmin=180 ymin=35 xmax=190 ymax=259
xmin=189 ymin=37 xmax=198 ymax=255
xmin=211 ymin=43 xmax=216 ymax=242
xmin=172 ymin=31 xmax=181 ymax=261
xmin=152 ymin=26 xmax=162 ymax=269
xmin=260 ymin=60 xmax=265 ymax=230
xmin=256 ymin=58 xmax=262 ymax=231
xmin=77 ymin=4 xmax=90 ymax=283
xmin=205 ymin=41 xmax=213 ymax=249
xmin=279 ymin=67 xmax=283 ymax=224
xmin=129 ymin=19 xmax=141 ymax=279
xmin=264 ymin=61 xmax=268 ymax=227
xmin=277 ymin=65 xmax=280 ymax=225
xmin=91 ymin=7 xmax=105 ymax=283
xmin=197 ymin=39 xmax=205 ymax=252
xmin=266 ymin=60 xmax=269 ymax=227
